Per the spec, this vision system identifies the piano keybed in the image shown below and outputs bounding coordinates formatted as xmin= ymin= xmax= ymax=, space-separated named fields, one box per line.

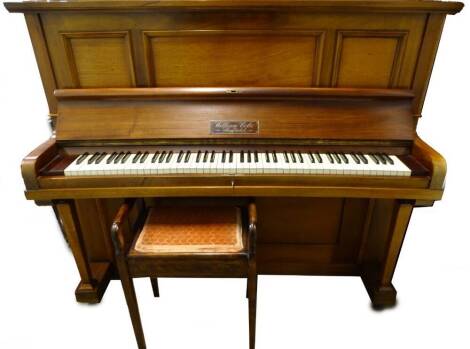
xmin=63 ymin=149 xmax=412 ymax=177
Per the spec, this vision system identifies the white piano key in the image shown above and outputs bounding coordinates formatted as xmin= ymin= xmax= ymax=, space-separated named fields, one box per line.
xmin=213 ymin=153 xmax=223 ymax=174
xmin=224 ymin=152 xmax=236 ymax=174
xmin=92 ymin=154 xmax=112 ymax=175
xmin=236 ymin=152 xmax=249 ymax=174
xmin=390 ymin=155 xmax=411 ymax=176
xmin=64 ymin=154 xmax=86 ymax=176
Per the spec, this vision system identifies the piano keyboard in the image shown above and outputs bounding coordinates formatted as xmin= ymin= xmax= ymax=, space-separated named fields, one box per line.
xmin=64 ymin=150 xmax=412 ymax=177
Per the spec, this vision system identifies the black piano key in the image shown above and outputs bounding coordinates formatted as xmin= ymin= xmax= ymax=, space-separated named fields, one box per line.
xmin=240 ymin=150 xmax=245 ymax=163
xmin=308 ymin=151 xmax=315 ymax=163
xmin=229 ymin=150 xmax=234 ymax=163
xmin=151 ymin=151 xmax=160 ymax=163
xmin=210 ymin=150 xmax=215 ymax=163
xmin=383 ymin=153 xmax=394 ymax=165
xmin=222 ymin=150 xmax=226 ymax=163
xmin=333 ymin=153 xmax=342 ymax=164
xmin=376 ymin=153 xmax=387 ymax=164
xmin=196 ymin=150 xmax=202 ymax=163
xmin=327 ymin=152 xmax=334 ymax=164
xmin=289 ymin=151 xmax=297 ymax=163
xmin=121 ymin=151 xmax=132 ymax=163
xmin=95 ymin=152 xmax=107 ymax=164
xmin=203 ymin=150 xmax=209 ymax=163
xmin=107 ymin=152 xmax=118 ymax=164
xmin=283 ymin=151 xmax=290 ymax=163
xmin=140 ymin=151 xmax=149 ymax=163
xmin=369 ymin=153 xmax=380 ymax=164
xmin=115 ymin=152 xmax=125 ymax=164
xmin=315 ymin=152 xmax=322 ymax=163
xmin=297 ymin=151 xmax=304 ymax=163
xmin=177 ymin=150 xmax=184 ymax=163
xmin=272 ymin=151 xmax=278 ymax=163
xmin=76 ymin=152 xmax=89 ymax=165
xmin=265 ymin=150 xmax=270 ymax=163
xmin=358 ymin=152 xmax=368 ymax=164
xmin=184 ymin=151 xmax=191 ymax=163
xmin=166 ymin=151 xmax=174 ymax=163
xmin=254 ymin=150 xmax=259 ymax=163
xmin=158 ymin=151 xmax=167 ymax=163
xmin=351 ymin=153 xmax=360 ymax=164
xmin=247 ymin=150 xmax=252 ymax=163
xmin=132 ymin=151 xmax=142 ymax=163
xmin=88 ymin=152 xmax=100 ymax=164
xmin=339 ymin=153 xmax=348 ymax=164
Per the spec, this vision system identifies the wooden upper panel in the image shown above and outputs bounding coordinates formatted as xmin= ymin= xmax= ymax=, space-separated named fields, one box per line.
xmin=41 ymin=13 xmax=426 ymax=90
xmin=62 ymin=31 xmax=136 ymax=88
xmin=144 ymin=30 xmax=322 ymax=87
xmin=4 ymin=0 xmax=463 ymax=116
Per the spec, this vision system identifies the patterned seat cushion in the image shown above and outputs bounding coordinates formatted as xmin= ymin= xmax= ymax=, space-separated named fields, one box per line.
xmin=133 ymin=206 xmax=243 ymax=254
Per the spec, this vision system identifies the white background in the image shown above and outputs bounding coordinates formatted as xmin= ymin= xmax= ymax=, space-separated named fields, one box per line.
xmin=1 ymin=4 xmax=469 ymax=349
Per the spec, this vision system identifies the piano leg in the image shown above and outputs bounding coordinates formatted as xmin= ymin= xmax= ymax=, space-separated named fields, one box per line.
xmin=56 ymin=201 xmax=111 ymax=303
xmin=150 ymin=277 xmax=160 ymax=297
xmin=361 ymin=200 xmax=414 ymax=308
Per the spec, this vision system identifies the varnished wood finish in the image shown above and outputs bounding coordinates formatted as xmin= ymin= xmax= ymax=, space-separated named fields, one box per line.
xmin=21 ymin=138 xmax=57 ymax=190
xmin=55 ymin=201 xmax=113 ymax=302
xmin=56 ymin=202 xmax=93 ymax=286
xmin=359 ymin=199 xmax=414 ymax=307
xmin=24 ymin=14 xmax=58 ymax=114
xmin=5 ymin=0 xmax=463 ymax=117
xmin=55 ymin=87 xmax=416 ymax=142
xmin=8 ymin=0 xmax=461 ymax=312
xmin=412 ymin=136 xmax=447 ymax=190
xmin=5 ymin=0 xmax=464 ymax=14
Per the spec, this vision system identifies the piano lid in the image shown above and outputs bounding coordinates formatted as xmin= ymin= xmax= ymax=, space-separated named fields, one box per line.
xmin=54 ymin=87 xmax=417 ymax=143
xmin=4 ymin=0 xmax=464 ymax=13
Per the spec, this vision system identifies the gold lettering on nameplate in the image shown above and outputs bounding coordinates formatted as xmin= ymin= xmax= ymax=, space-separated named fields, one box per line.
xmin=210 ymin=120 xmax=259 ymax=135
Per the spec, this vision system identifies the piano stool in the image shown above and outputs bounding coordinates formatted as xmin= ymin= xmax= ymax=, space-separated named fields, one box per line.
xmin=110 ymin=200 xmax=258 ymax=349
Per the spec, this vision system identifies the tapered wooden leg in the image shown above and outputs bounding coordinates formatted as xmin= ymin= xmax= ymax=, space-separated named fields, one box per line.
xmin=247 ymin=260 xmax=257 ymax=349
xmin=116 ymin=259 xmax=146 ymax=349
xmin=361 ymin=200 xmax=414 ymax=308
xmin=150 ymin=277 xmax=160 ymax=297
xmin=56 ymin=201 xmax=106 ymax=303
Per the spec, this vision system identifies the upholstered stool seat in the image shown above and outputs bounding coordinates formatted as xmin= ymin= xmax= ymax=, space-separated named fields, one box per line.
xmin=132 ymin=206 xmax=244 ymax=254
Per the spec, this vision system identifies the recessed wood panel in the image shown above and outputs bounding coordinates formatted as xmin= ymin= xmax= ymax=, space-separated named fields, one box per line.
xmin=332 ymin=31 xmax=408 ymax=88
xmin=256 ymin=198 xmax=343 ymax=244
xmin=63 ymin=32 xmax=136 ymax=88
xmin=144 ymin=30 xmax=324 ymax=87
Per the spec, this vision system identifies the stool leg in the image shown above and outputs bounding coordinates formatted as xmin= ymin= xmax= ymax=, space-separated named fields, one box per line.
xmin=247 ymin=261 xmax=257 ymax=349
xmin=116 ymin=259 xmax=146 ymax=349
xmin=150 ymin=277 xmax=160 ymax=297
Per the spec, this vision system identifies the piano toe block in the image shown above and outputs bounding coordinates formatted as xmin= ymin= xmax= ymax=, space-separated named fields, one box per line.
xmin=362 ymin=277 xmax=397 ymax=309
xmin=75 ymin=262 xmax=112 ymax=304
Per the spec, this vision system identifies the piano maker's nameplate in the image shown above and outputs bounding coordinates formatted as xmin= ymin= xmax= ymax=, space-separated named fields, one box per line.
xmin=210 ymin=120 xmax=259 ymax=135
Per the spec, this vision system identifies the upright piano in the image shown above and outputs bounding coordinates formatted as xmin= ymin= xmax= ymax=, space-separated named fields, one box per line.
xmin=5 ymin=0 xmax=463 ymax=307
